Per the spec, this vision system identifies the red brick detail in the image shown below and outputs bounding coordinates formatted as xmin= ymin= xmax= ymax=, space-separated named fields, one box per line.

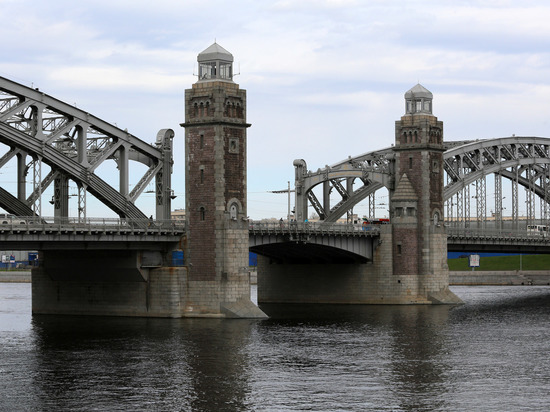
xmin=393 ymin=227 xmax=418 ymax=276
xmin=224 ymin=127 xmax=245 ymax=207
xmin=187 ymin=126 xmax=216 ymax=281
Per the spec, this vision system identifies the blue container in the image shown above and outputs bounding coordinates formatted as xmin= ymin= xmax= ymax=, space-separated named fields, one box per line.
xmin=249 ymin=252 xmax=257 ymax=267
xmin=172 ymin=250 xmax=184 ymax=266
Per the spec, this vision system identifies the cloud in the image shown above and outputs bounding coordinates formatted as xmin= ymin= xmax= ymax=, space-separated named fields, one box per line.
xmin=1 ymin=0 xmax=550 ymax=218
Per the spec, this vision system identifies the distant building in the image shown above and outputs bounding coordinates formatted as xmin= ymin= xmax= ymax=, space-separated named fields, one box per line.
xmin=171 ymin=208 xmax=185 ymax=223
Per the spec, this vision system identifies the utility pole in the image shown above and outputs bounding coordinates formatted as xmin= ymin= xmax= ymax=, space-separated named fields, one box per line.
xmin=270 ymin=181 xmax=295 ymax=222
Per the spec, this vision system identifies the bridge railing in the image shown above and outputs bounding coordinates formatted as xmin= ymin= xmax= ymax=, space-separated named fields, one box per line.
xmin=0 ymin=216 xmax=185 ymax=235
xmin=248 ymin=220 xmax=381 ymax=236
xmin=447 ymin=227 xmax=549 ymax=241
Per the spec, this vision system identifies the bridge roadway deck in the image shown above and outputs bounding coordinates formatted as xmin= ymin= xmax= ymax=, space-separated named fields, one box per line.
xmin=447 ymin=227 xmax=550 ymax=254
xmin=2 ymin=217 xmax=550 ymax=255
xmin=249 ymin=221 xmax=381 ymax=263
xmin=0 ymin=217 xmax=184 ymax=250
xmin=249 ymin=221 xmax=550 ymax=261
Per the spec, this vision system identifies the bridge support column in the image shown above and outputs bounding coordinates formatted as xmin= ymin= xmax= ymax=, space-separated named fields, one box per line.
xmin=181 ymin=43 xmax=266 ymax=319
xmin=31 ymin=250 xmax=189 ymax=317
xmin=53 ymin=173 xmax=69 ymax=219
xmin=17 ymin=151 xmax=26 ymax=201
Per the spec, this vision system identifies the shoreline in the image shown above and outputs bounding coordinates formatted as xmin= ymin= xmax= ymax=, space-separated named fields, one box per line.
xmin=0 ymin=271 xmax=31 ymax=283
xmin=1 ymin=270 xmax=550 ymax=286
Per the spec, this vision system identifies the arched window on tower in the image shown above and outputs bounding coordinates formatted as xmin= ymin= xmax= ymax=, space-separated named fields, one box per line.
xmin=199 ymin=207 xmax=206 ymax=221
xmin=230 ymin=203 xmax=238 ymax=220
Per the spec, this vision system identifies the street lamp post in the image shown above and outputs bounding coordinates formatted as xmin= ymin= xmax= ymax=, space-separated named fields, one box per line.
xmin=270 ymin=181 xmax=295 ymax=223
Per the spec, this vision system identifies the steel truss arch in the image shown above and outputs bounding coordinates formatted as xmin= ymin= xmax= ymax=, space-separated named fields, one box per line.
xmin=293 ymin=149 xmax=394 ymax=223
xmin=294 ymin=136 xmax=550 ymax=225
xmin=443 ymin=136 xmax=550 ymax=201
xmin=0 ymin=76 xmax=174 ymax=219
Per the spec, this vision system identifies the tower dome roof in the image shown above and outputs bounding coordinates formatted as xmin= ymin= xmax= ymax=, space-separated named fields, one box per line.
xmin=405 ymin=83 xmax=432 ymax=99
xmin=198 ymin=42 xmax=233 ymax=62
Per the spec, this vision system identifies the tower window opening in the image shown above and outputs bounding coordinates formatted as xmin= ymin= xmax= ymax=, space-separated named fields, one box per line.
xmin=199 ymin=62 xmax=216 ymax=80
xmin=199 ymin=207 xmax=206 ymax=221
xmin=409 ymin=157 xmax=413 ymax=169
xmin=200 ymin=133 xmax=204 ymax=149
xmin=200 ymin=167 xmax=204 ymax=184
xmin=219 ymin=62 xmax=232 ymax=80
xmin=397 ymin=244 xmax=402 ymax=256
xmin=416 ymin=101 xmax=422 ymax=112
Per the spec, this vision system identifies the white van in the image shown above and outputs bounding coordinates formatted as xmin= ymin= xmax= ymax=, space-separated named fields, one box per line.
xmin=0 ymin=214 xmax=25 ymax=225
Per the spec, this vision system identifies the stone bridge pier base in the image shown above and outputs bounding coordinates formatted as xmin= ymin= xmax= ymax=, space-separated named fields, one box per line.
xmin=32 ymin=250 xmax=189 ymax=317
xmin=32 ymin=249 xmax=265 ymax=318
xmin=257 ymin=226 xmax=461 ymax=305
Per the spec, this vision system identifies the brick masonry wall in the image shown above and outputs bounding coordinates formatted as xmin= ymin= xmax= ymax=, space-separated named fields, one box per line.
xmin=393 ymin=226 xmax=418 ymax=276
xmin=186 ymin=125 xmax=216 ymax=281
xmin=224 ymin=127 xmax=245 ymax=207
xmin=183 ymin=81 xmax=260 ymax=316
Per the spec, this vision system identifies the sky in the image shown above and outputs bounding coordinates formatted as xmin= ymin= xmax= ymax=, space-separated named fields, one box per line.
xmin=1 ymin=0 xmax=549 ymax=220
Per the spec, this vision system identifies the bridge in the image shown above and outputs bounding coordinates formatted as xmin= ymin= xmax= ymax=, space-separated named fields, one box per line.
xmin=293 ymin=137 xmax=550 ymax=230
xmin=0 ymin=216 xmax=184 ymax=250
xmin=249 ymin=221 xmax=550 ymax=262
xmin=2 ymin=45 xmax=550 ymax=316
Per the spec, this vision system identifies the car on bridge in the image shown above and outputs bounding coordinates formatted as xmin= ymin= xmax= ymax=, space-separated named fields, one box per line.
xmin=0 ymin=214 xmax=25 ymax=225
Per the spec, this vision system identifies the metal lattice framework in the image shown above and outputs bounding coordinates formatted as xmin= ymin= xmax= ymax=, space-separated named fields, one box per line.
xmin=293 ymin=149 xmax=393 ymax=223
xmin=444 ymin=137 xmax=550 ymax=229
xmin=294 ymin=137 xmax=550 ymax=228
xmin=0 ymin=76 xmax=174 ymax=220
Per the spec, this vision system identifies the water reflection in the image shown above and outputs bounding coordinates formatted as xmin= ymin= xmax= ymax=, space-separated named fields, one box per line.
xmin=30 ymin=316 xmax=260 ymax=411
xmin=384 ymin=306 xmax=453 ymax=411
xmin=1 ymin=285 xmax=549 ymax=411
xmin=257 ymin=303 xmax=454 ymax=410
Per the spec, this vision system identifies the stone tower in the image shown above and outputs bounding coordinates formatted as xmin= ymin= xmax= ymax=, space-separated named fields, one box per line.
xmin=391 ymin=84 xmax=461 ymax=303
xmin=182 ymin=43 xmax=266 ymax=318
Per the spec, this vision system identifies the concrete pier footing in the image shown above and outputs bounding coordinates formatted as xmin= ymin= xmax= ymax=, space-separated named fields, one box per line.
xmin=31 ymin=265 xmax=265 ymax=318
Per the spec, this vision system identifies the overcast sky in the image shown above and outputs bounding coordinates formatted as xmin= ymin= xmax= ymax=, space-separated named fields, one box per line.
xmin=1 ymin=0 xmax=549 ymax=219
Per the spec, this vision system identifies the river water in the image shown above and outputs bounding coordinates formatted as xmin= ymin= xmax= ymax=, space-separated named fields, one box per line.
xmin=0 ymin=284 xmax=549 ymax=411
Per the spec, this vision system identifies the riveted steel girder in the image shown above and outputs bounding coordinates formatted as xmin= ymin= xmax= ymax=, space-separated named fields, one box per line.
xmin=294 ymin=136 xmax=550 ymax=225
xmin=0 ymin=76 xmax=174 ymax=219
